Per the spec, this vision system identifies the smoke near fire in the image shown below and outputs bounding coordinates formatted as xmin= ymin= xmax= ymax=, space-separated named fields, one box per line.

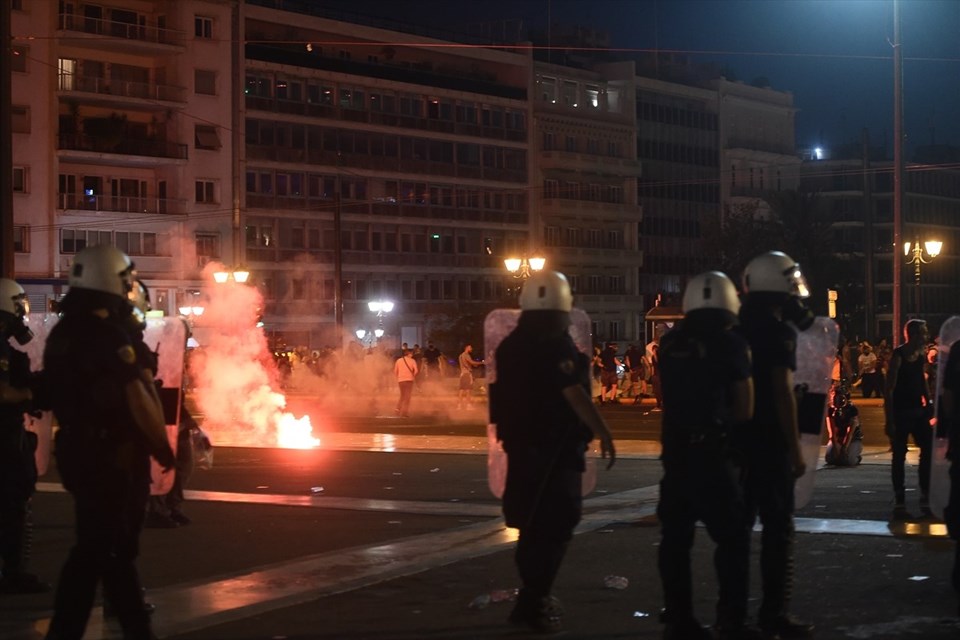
xmin=188 ymin=262 xmax=320 ymax=448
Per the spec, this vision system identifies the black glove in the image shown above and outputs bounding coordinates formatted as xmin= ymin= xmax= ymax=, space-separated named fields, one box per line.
xmin=154 ymin=443 xmax=177 ymax=471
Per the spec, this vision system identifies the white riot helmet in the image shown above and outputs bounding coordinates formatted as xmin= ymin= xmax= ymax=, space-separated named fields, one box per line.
xmin=0 ymin=278 xmax=33 ymax=344
xmin=69 ymin=244 xmax=135 ymax=298
xmin=0 ymin=278 xmax=29 ymax=318
xmin=682 ymin=271 xmax=740 ymax=315
xmin=742 ymin=251 xmax=810 ymax=298
xmin=519 ymin=270 xmax=573 ymax=312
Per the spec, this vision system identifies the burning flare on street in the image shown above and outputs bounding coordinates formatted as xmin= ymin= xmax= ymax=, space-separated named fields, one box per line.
xmin=188 ymin=263 xmax=320 ymax=449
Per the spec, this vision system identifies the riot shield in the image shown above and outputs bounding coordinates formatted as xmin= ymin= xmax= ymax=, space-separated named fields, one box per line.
xmin=17 ymin=313 xmax=60 ymax=475
xmin=930 ymin=316 xmax=960 ymax=518
xmin=143 ymin=317 xmax=187 ymax=496
xmin=793 ymin=317 xmax=840 ymax=508
xmin=484 ymin=308 xmax=596 ymax=499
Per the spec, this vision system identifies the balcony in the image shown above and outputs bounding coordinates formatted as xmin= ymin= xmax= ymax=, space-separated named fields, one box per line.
xmin=58 ymin=193 xmax=184 ymax=215
xmin=58 ymin=12 xmax=185 ymax=54
xmin=58 ymin=134 xmax=188 ymax=165
xmin=245 ymin=96 xmax=528 ymax=145
xmin=59 ymin=76 xmax=187 ymax=107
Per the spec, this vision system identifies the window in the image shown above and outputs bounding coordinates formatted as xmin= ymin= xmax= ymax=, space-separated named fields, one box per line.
xmin=194 ymin=69 xmax=216 ymax=95
xmin=194 ymin=16 xmax=213 ymax=39
xmin=194 ymin=125 xmax=220 ymax=150
xmin=196 ymin=233 xmax=220 ymax=262
xmin=195 ymin=180 xmax=216 ymax=203
xmin=565 ymin=136 xmax=576 ymax=153
xmin=60 ymin=229 xmax=88 ymax=254
xmin=12 ymin=46 xmax=26 ymax=73
xmin=58 ymin=58 xmax=76 ymax=90
xmin=11 ymin=105 xmax=29 ymax=133
xmin=13 ymin=167 xmax=26 ymax=193
xmin=13 ymin=226 xmax=28 ymax=253
xmin=586 ymin=85 xmax=600 ymax=108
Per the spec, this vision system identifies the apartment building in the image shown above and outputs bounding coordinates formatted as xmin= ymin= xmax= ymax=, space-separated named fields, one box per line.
xmin=636 ymin=71 xmax=799 ymax=312
xmin=12 ymin=0 xmax=235 ymax=314
xmin=533 ymin=60 xmax=644 ymax=342
xmin=800 ymin=151 xmax=960 ymax=339
xmin=240 ymin=1 xmax=534 ymax=348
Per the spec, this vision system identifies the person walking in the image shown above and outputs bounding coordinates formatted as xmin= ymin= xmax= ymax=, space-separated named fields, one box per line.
xmin=457 ymin=344 xmax=483 ymax=409
xmin=739 ymin=251 xmax=815 ymax=639
xmin=656 ymin=272 xmax=758 ymax=640
xmin=857 ymin=343 xmax=881 ymax=399
xmin=885 ymin=318 xmax=934 ymax=517
xmin=598 ymin=342 xmax=620 ymax=403
xmin=0 ymin=278 xmax=49 ymax=594
xmin=393 ymin=348 xmax=418 ymax=417
xmin=489 ymin=270 xmax=615 ymax=634
xmin=42 ymin=245 xmax=175 ymax=640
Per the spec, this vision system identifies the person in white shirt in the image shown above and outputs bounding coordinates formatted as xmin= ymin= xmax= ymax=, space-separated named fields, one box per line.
xmin=393 ymin=348 xmax=419 ymax=417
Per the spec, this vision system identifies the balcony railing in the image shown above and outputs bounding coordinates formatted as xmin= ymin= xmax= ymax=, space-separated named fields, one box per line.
xmin=58 ymin=12 xmax=182 ymax=47
xmin=59 ymin=134 xmax=188 ymax=160
xmin=60 ymin=75 xmax=186 ymax=103
xmin=58 ymin=193 xmax=184 ymax=215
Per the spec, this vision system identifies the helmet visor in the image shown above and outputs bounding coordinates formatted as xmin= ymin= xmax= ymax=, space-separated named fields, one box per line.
xmin=785 ymin=264 xmax=810 ymax=298
xmin=13 ymin=294 xmax=29 ymax=318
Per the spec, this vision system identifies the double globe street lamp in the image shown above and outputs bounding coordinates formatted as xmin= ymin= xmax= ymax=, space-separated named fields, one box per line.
xmin=904 ymin=238 xmax=942 ymax=315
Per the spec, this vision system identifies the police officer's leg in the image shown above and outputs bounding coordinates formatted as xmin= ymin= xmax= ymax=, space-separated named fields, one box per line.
xmin=751 ymin=457 xmax=797 ymax=626
xmin=507 ymin=453 xmax=579 ymax=631
xmin=696 ymin=456 xmax=750 ymax=630
xmin=101 ymin=471 xmax=152 ymax=639
xmin=657 ymin=466 xmax=698 ymax=623
xmin=48 ymin=482 xmax=111 ymax=639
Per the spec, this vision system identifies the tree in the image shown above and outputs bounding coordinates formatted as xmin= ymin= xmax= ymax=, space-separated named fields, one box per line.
xmin=701 ymin=200 xmax=781 ymax=283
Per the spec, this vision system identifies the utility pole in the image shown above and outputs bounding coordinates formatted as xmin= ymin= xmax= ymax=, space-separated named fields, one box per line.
xmin=892 ymin=0 xmax=904 ymax=343
xmin=1 ymin=0 xmax=14 ymax=277
xmin=862 ymin=128 xmax=874 ymax=339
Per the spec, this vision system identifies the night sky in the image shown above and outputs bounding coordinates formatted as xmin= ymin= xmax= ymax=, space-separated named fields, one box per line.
xmin=319 ymin=0 xmax=960 ymax=157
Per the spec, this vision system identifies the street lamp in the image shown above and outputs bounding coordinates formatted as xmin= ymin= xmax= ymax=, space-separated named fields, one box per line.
xmin=213 ymin=266 xmax=250 ymax=284
xmin=503 ymin=255 xmax=546 ymax=279
xmin=368 ymin=300 xmax=393 ymax=343
xmin=904 ymin=238 xmax=942 ymax=315
xmin=355 ymin=328 xmax=366 ymax=341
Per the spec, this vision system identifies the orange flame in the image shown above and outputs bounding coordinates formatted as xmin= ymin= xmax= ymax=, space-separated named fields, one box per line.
xmin=276 ymin=412 xmax=320 ymax=449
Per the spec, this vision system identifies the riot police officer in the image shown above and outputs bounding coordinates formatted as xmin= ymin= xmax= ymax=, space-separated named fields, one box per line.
xmin=739 ymin=251 xmax=814 ymax=638
xmin=657 ymin=271 xmax=756 ymax=640
xmin=43 ymin=245 xmax=174 ymax=640
xmin=940 ymin=337 xmax=960 ymax=615
xmin=490 ymin=270 xmax=615 ymax=634
xmin=0 ymin=278 xmax=49 ymax=594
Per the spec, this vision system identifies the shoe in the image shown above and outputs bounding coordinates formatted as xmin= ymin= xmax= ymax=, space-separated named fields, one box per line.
xmin=759 ymin=614 xmax=814 ymax=639
xmin=143 ymin=512 xmax=179 ymax=529
xmin=170 ymin=510 xmax=192 ymax=526
xmin=0 ymin=572 xmax=51 ymax=594
xmin=508 ymin=595 xmax=563 ymax=634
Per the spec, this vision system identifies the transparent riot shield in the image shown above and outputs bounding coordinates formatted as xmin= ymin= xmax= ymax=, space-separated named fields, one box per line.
xmin=143 ymin=317 xmax=187 ymax=496
xmin=484 ymin=308 xmax=596 ymax=499
xmin=17 ymin=313 xmax=60 ymax=476
xmin=793 ymin=317 xmax=840 ymax=508
xmin=930 ymin=316 xmax=960 ymax=518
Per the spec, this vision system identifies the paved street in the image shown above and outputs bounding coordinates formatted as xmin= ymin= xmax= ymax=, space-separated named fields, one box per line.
xmin=2 ymin=393 xmax=958 ymax=639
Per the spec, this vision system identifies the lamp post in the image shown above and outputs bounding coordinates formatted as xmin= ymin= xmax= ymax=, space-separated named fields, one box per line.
xmin=212 ymin=266 xmax=250 ymax=284
xmin=503 ymin=255 xmax=546 ymax=279
xmin=904 ymin=238 xmax=941 ymax=315
xmin=368 ymin=300 xmax=393 ymax=343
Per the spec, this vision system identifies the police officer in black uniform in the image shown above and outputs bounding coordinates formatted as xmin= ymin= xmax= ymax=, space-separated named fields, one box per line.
xmin=739 ymin=251 xmax=815 ymax=639
xmin=490 ymin=270 xmax=615 ymax=634
xmin=657 ymin=271 xmax=757 ymax=640
xmin=43 ymin=245 xmax=174 ymax=640
xmin=939 ymin=336 xmax=960 ymax=616
xmin=0 ymin=278 xmax=49 ymax=594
